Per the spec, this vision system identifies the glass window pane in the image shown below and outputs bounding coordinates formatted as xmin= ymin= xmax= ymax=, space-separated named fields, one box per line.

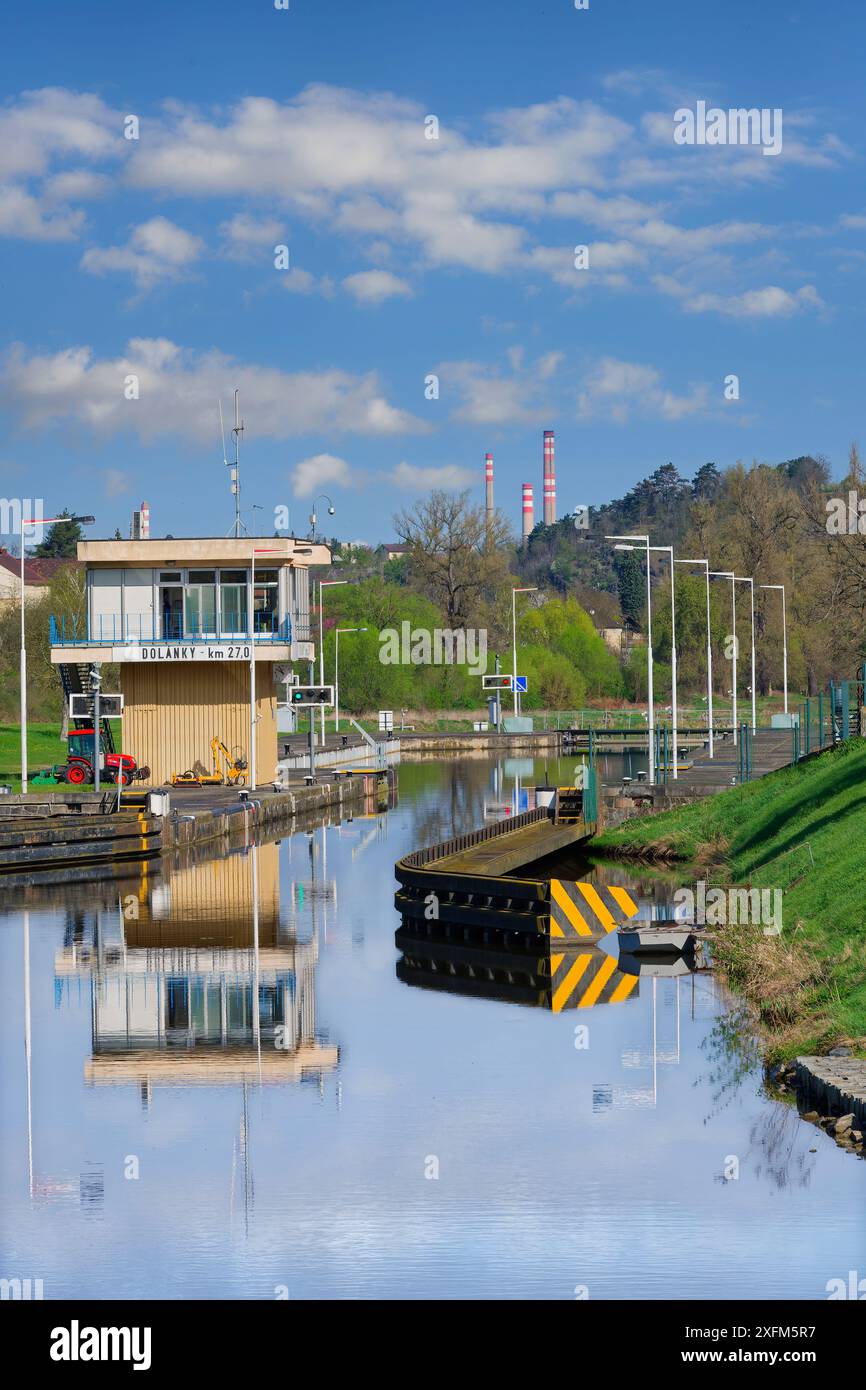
xmin=220 ymin=584 xmax=247 ymax=632
xmin=188 ymin=570 xmax=216 ymax=583
xmin=219 ymin=569 xmax=247 ymax=584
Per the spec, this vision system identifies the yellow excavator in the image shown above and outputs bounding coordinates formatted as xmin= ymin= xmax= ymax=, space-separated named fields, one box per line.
xmin=169 ymin=737 xmax=248 ymax=788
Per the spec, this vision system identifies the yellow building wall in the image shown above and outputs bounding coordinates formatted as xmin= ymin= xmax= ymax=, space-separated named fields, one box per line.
xmin=121 ymin=661 xmax=277 ymax=785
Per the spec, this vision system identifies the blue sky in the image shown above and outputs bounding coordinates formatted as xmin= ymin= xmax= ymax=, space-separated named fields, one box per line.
xmin=1 ymin=0 xmax=865 ymax=545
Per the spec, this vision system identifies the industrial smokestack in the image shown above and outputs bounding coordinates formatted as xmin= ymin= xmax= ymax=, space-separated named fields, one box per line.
xmin=521 ymin=482 xmax=534 ymax=541
xmin=131 ymin=501 xmax=150 ymax=540
xmin=485 ymin=452 xmax=494 ymax=521
xmin=543 ymin=430 xmax=556 ymax=525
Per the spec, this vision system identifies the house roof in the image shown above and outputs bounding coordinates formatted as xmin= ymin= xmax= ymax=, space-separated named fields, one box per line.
xmin=0 ymin=550 xmax=77 ymax=584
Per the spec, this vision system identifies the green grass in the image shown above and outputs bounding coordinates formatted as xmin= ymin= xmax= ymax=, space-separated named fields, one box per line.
xmin=0 ymin=722 xmax=123 ymax=794
xmin=595 ymin=740 xmax=866 ymax=1057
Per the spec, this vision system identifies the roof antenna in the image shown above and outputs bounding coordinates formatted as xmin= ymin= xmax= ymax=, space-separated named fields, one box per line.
xmin=222 ymin=389 xmax=247 ymax=537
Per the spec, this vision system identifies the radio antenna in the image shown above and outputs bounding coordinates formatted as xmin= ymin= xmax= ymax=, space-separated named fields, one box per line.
xmin=224 ymin=388 xmax=247 ymax=537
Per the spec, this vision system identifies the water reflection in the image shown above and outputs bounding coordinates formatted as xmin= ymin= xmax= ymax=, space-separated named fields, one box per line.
xmin=3 ymin=753 xmax=863 ymax=1301
xmin=51 ymin=840 xmax=339 ymax=1091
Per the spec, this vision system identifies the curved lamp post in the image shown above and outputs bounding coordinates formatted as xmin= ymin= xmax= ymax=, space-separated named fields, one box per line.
xmin=607 ymin=535 xmax=654 ymax=784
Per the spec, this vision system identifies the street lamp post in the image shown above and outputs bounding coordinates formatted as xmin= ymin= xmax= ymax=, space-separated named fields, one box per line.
xmin=511 ymin=587 xmax=537 ymax=716
xmin=710 ymin=572 xmax=736 ymax=745
xmin=20 ymin=512 xmax=94 ymax=795
xmin=319 ymin=579 xmax=348 ymax=743
xmin=759 ymin=583 xmax=788 ymax=715
xmin=607 ymin=535 xmax=654 ymax=784
xmin=735 ymin=577 xmax=757 ymax=732
xmin=334 ymin=627 xmax=367 ymax=732
xmin=649 ymin=545 xmax=678 ymax=779
xmin=251 ymin=547 xmax=282 ymax=792
xmin=308 ymin=495 xmax=335 ymax=541
xmin=676 ymin=558 xmax=714 ymax=759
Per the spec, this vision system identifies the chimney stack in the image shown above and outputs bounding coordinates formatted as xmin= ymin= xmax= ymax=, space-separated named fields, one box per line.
xmin=543 ymin=430 xmax=556 ymax=525
xmin=131 ymin=501 xmax=151 ymax=540
xmin=485 ymin=452 xmax=494 ymax=522
xmin=521 ymin=482 xmax=534 ymax=541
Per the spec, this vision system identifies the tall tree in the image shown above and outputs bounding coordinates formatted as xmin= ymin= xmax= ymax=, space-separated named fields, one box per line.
xmin=33 ymin=511 xmax=86 ymax=558
xmin=393 ymin=490 xmax=512 ymax=627
xmin=616 ymin=550 xmax=644 ymax=631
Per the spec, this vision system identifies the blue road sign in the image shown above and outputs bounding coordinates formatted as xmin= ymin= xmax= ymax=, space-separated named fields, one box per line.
xmin=514 ymin=675 xmax=527 ymax=693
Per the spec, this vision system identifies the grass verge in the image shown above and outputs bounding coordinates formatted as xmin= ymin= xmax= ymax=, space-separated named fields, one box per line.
xmin=595 ymin=740 xmax=866 ymax=1060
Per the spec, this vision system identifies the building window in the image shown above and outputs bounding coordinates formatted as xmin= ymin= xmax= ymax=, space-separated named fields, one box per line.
xmin=219 ymin=569 xmax=248 ymax=635
xmin=185 ymin=570 xmax=217 ymax=637
xmin=253 ymin=568 xmax=279 ymax=635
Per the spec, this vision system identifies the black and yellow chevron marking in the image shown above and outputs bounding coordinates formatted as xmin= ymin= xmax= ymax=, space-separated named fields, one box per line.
xmin=548 ymin=949 xmax=639 ymax=1012
xmin=548 ymin=879 xmax=639 ymax=941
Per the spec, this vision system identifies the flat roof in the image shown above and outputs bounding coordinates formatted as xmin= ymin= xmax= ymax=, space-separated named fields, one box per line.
xmin=77 ymin=536 xmax=332 ymax=566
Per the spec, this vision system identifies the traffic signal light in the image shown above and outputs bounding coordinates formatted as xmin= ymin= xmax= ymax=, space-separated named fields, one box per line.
xmin=290 ymin=685 xmax=334 ymax=706
xmin=482 ymin=674 xmax=512 ymax=691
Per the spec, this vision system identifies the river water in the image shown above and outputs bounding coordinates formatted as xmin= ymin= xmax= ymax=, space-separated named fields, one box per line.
xmin=1 ymin=753 xmax=863 ymax=1300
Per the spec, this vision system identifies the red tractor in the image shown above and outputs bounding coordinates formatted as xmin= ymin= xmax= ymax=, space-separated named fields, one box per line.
xmin=62 ymin=728 xmax=150 ymax=787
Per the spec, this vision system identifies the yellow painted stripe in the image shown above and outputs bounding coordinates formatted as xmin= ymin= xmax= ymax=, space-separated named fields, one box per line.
xmin=576 ymin=882 xmax=617 ymax=932
xmin=550 ymin=879 xmax=594 ymax=936
xmin=551 ymin=951 xmax=593 ymax=1012
xmin=549 ymin=919 xmax=566 ymax=938
xmin=577 ymin=953 xmax=619 ymax=1008
xmin=609 ymin=973 xmax=639 ymax=1003
xmin=550 ymin=953 xmax=565 ymax=975
xmin=608 ymin=885 xmax=639 ymax=919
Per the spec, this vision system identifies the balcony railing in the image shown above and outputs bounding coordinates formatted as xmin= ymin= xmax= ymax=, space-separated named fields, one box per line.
xmin=49 ymin=613 xmax=304 ymax=646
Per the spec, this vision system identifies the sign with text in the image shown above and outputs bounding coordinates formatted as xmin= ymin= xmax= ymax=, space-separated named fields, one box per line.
xmin=115 ymin=644 xmax=253 ymax=662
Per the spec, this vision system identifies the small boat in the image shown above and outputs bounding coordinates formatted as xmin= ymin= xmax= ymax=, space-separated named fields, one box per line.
xmin=616 ymin=922 xmax=697 ymax=956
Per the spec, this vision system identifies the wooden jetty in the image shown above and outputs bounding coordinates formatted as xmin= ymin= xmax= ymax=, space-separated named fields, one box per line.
xmin=395 ymin=786 xmax=640 ymax=949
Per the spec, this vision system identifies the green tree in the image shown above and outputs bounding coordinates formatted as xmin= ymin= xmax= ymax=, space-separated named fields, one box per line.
xmin=33 ymin=511 xmax=86 ymax=558
xmin=616 ymin=551 xmax=644 ymax=631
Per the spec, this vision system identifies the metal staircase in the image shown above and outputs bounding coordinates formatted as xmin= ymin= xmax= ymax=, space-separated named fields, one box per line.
xmin=58 ymin=662 xmax=115 ymax=753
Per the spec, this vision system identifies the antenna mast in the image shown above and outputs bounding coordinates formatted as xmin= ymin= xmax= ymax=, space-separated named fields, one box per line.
xmin=222 ymin=389 xmax=247 ymax=537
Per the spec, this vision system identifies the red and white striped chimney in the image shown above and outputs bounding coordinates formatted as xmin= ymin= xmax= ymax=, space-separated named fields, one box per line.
xmin=543 ymin=430 xmax=556 ymax=525
xmin=485 ymin=452 xmax=494 ymax=521
xmin=521 ymin=482 xmax=534 ymax=541
xmin=140 ymin=501 xmax=150 ymax=539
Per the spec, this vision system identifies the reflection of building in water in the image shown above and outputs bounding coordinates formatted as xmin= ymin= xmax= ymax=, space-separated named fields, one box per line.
xmin=54 ymin=841 xmax=338 ymax=1090
xmin=593 ymin=974 xmax=693 ymax=1112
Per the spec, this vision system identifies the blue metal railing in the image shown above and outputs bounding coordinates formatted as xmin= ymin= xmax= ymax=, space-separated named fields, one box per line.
xmin=50 ymin=612 xmax=296 ymax=646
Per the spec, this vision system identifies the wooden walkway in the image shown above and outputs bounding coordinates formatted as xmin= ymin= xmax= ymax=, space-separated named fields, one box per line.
xmin=668 ymin=728 xmax=800 ymax=791
xmin=435 ymin=815 xmax=590 ymax=878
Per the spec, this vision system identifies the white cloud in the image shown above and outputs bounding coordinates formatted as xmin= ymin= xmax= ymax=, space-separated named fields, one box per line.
xmin=103 ymin=468 xmax=131 ymax=497
xmin=81 ymin=216 xmax=204 ymax=287
xmin=577 ymin=357 xmax=710 ymax=422
xmin=342 ymin=269 xmax=411 ymax=304
xmin=0 ymin=183 xmax=85 ymax=240
xmin=655 ymin=276 xmax=824 ymax=317
xmin=291 ymin=453 xmax=355 ymax=497
xmin=386 ymin=462 xmax=475 ymax=490
xmin=440 ymin=350 xmax=564 ymax=425
xmin=0 ymin=338 xmax=427 ymax=441
xmin=218 ymin=211 xmax=285 ymax=260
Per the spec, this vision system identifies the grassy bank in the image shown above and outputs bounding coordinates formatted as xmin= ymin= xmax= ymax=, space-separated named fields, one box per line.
xmin=0 ymin=723 xmax=123 ymax=794
xmin=595 ymin=740 xmax=866 ymax=1060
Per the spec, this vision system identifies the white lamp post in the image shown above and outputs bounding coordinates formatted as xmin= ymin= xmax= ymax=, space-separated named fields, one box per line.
xmin=759 ymin=583 xmax=788 ymax=715
xmin=511 ymin=587 xmax=537 ymax=716
xmin=319 ymin=579 xmax=348 ymax=743
xmin=20 ymin=511 xmax=94 ymax=795
xmin=735 ymin=577 xmax=757 ymax=732
xmin=334 ymin=627 xmax=367 ymax=732
xmin=607 ymin=535 xmax=654 ymax=784
xmin=676 ymin=558 xmax=714 ymax=759
xmin=250 ymin=547 xmax=281 ymax=792
xmin=710 ymin=571 xmax=736 ymax=744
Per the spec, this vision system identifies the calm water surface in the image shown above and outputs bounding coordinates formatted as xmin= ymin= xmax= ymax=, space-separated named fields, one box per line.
xmin=1 ymin=754 xmax=863 ymax=1300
